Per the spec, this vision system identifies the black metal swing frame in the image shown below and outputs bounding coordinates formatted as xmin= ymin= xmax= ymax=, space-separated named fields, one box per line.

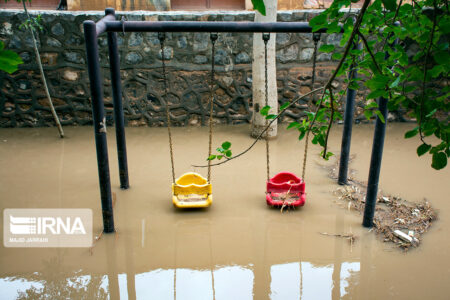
xmin=84 ymin=8 xmax=390 ymax=233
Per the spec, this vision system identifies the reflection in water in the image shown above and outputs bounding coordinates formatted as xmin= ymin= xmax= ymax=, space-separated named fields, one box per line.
xmin=270 ymin=262 xmax=301 ymax=299
xmin=270 ymin=262 xmax=360 ymax=300
xmin=0 ymin=263 xmax=359 ymax=300
xmin=176 ymin=268 xmax=213 ymax=299
xmin=301 ymin=262 xmax=333 ymax=300
xmin=340 ymin=262 xmax=360 ymax=298
xmin=0 ymin=274 xmax=108 ymax=300
xmin=135 ymin=269 xmax=174 ymax=299
xmin=214 ymin=265 xmax=254 ymax=300
xmin=0 ymin=277 xmax=44 ymax=300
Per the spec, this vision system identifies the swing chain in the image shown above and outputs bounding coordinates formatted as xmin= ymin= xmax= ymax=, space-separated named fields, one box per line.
xmin=263 ymin=33 xmax=270 ymax=181
xmin=301 ymin=33 xmax=321 ymax=181
xmin=207 ymin=33 xmax=218 ymax=183
xmin=159 ymin=32 xmax=176 ymax=184
xmin=311 ymin=33 xmax=321 ymax=91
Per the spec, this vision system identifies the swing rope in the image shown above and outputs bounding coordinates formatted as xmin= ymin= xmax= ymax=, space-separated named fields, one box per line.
xmin=263 ymin=33 xmax=271 ymax=181
xmin=301 ymin=32 xmax=321 ymax=181
xmin=207 ymin=33 xmax=218 ymax=182
xmin=262 ymin=32 xmax=321 ymax=182
xmin=159 ymin=32 xmax=176 ymax=184
xmin=159 ymin=32 xmax=217 ymax=185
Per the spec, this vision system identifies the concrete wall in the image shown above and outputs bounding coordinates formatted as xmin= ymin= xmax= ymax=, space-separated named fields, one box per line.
xmin=0 ymin=9 xmax=388 ymax=128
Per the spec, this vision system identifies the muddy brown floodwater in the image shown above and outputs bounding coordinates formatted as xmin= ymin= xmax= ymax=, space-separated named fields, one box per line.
xmin=0 ymin=123 xmax=449 ymax=300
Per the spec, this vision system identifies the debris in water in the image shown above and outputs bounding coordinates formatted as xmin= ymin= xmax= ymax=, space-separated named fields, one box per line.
xmin=393 ymin=230 xmax=419 ymax=246
xmin=330 ymin=157 xmax=437 ymax=251
xmin=320 ymin=232 xmax=357 ymax=251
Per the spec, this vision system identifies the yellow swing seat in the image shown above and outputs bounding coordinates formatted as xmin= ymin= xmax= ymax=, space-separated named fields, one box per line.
xmin=172 ymin=172 xmax=213 ymax=208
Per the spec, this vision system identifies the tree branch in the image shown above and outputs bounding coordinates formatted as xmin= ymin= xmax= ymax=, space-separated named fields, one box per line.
xmin=358 ymin=31 xmax=382 ymax=74
xmin=322 ymin=88 xmax=335 ymax=158
xmin=418 ymin=0 xmax=437 ymax=144
xmin=194 ymin=0 xmax=373 ymax=169
xmin=192 ymin=87 xmax=324 ymax=168
xmin=323 ymin=0 xmax=373 ymax=90
xmin=380 ymin=0 xmax=404 ymax=51
xmin=22 ymin=1 xmax=64 ymax=138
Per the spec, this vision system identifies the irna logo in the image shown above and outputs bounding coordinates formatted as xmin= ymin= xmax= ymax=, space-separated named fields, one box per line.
xmin=10 ymin=215 xmax=86 ymax=235
xmin=4 ymin=209 xmax=92 ymax=247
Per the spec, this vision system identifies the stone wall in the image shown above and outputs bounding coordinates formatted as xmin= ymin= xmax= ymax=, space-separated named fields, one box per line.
xmin=1 ymin=9 xmax=377 ymax=128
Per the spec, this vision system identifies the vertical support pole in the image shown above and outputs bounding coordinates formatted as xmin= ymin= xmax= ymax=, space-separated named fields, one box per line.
xmin=362 ymin=44 xmax=397 ymax=227
xmin=84 ymin=20 xmax=115 ymax=233
xmin=106 ymin=8 xmax=129 ymax=189
xmin=338 ymin=39 xmax=361 ymax=185
xmin=362 ymin=94 xmax=388 ymax=227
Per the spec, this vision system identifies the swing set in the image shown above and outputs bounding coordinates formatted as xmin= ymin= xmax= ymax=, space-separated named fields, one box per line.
xmin=84 ymin=8 xmax=391 ymax=233
xmin=158 ymin=32 xmax=218 ymax=208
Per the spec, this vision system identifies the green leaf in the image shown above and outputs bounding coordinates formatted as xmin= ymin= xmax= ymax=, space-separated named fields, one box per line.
xmin=404 ymin=127 xmax=419 ymax=138
xmin=280 ymin=102 xmax=290 ymax=110
xmin=260 ymin=105 xmax=270 ymax=116
xmin=381 ymin=0 xmax=397 ymax=11
xmin=217 ymin=155 xmax=223 ymax=160
xmin=374 ymin=110 xmax=385 ymax=123
xmin=298 ymin=131 xmax=306 ymax=141
xmin=364 ymin=110 xmax=372 ymax=120
xmin=429 ymin=65 xmax=445 ymax=78
xmin=365 ymin=101 xmax=379 ymax=109
xmin=320 ymin=150 xmax=334 ymax=161
xmin=207 ymin=155 xmax=216 ymax=161
xmin=287 ymin=121 xmax=300 ymax=129
xmin=266 ymin=114 xmax=277 ymax=120
xmin=426 ymin=108 xmax=437 ymax=118
xmin=365 ymin=75 xmax=389 ymax=90
xmin=309 ymin=13 xmax=328 ymax=32
xmin=366 ymin=89 xmax=386 ymax=100
xmin=417 ymin=143 xmax=431 ymax=157
xmin=431 ymin=151 xmax=447 ymax=170
xmin=0 ymin=41 xmax=23 ymax=74
xmin=319 ymin=44 xmax=335 ymax=53
xmin=221 ymin=141 xmax=231 ymax=150
xmin=225 ymin=150 xmax=232 ymax=157
xmin=389 ymin=76 xmax=401 ymax=88
xmin=404 ymin=86 xmax=417 ymax=93
xmin=216 ymin=147 xmax=224 ymax=153
xmin=332 ymin=52 xmax=343 ymax=60
xmin=433 ymin=51 xmax=450 ymax=66
xmin=251 ymin=0 xmax=266 ymax=16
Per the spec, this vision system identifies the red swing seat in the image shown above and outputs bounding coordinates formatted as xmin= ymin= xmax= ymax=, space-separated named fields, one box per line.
xmin=266 ymin=172 xmax=306 ymax=207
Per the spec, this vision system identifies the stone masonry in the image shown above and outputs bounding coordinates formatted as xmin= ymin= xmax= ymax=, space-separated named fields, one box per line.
xmin=0 ymin=9 xmax=402 ymax=128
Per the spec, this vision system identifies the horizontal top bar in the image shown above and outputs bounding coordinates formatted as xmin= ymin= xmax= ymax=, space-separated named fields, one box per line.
xmin=96 ymin=14 xmax=116 ymax=36
xmin=104 ymin=21 xmax=326 ymax=33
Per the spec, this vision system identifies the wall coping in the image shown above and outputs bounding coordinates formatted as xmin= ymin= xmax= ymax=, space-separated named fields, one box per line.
xmin=0 ymin=8 xmax=362 ymax=18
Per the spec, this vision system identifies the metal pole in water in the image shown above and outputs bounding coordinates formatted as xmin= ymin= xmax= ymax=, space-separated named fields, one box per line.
xmin=362 ymin=42 xmax=396 ymax=227
xmin=338 ymin=39 xmax=361 ymax=185
xmin=106 ymin=8 xmax=129 ymax=190
xmin=84 ymin=20 xmax=115 ymax=233
xmin=362 ymin=95 xmax=388 ymax=227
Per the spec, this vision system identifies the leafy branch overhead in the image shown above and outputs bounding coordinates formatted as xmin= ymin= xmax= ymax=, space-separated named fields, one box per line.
xmin=207 ymin=0 xmax=448 ymax=170
xmin=251 ymin=0 xmax=266 ymax=16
